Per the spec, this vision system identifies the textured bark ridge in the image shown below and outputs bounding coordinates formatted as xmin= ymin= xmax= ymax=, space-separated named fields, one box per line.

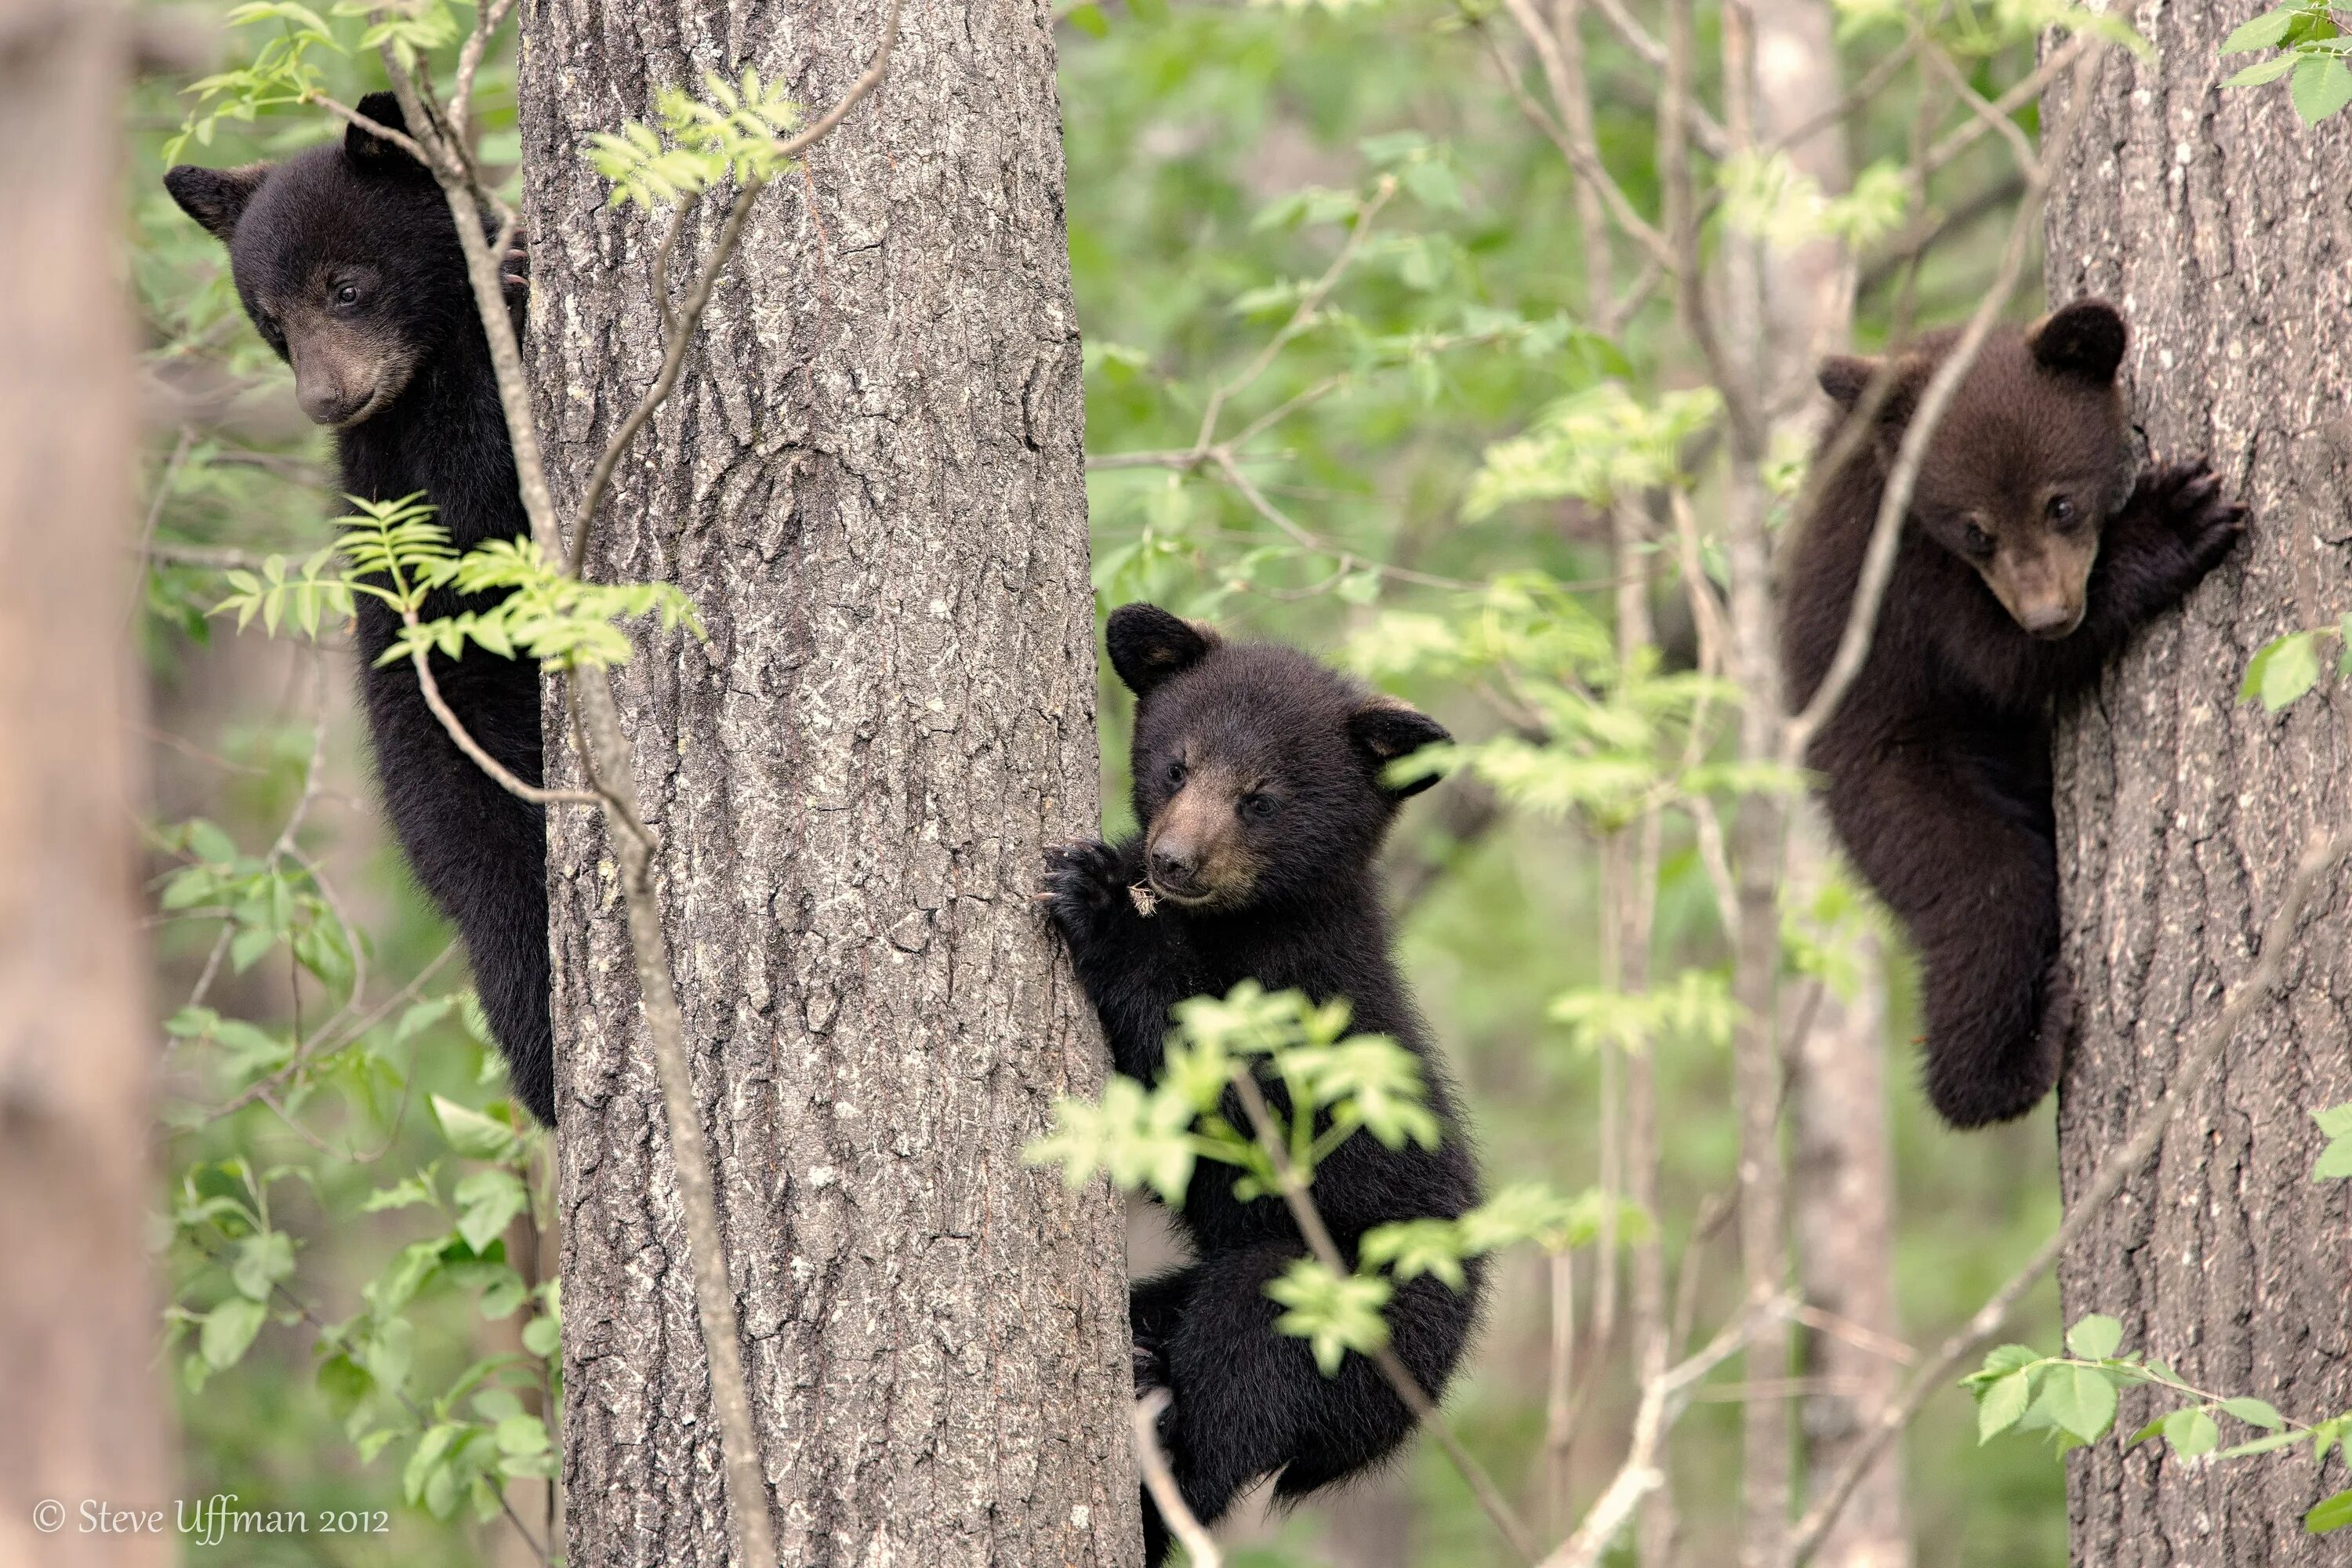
xmin=2046 ymin=15 xmax=2352 ymax=1563
xmin=518 ymin=2 xmax=1138 ymax=1563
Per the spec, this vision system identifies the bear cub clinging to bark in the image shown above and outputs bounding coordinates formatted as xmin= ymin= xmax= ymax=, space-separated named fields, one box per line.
xmin=1780 ymin=299 xmax=2245 ymax=1130
xmin=1040 ymin=604 xmax=1483 ymax=1564
xmin=166 ymin=96 xmax=556 ymax=1124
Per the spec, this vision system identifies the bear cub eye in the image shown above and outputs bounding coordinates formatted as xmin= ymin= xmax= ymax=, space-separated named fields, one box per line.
xmin=1962 ymin=521 xmax=1995 ymax=558
xmin=2045 ymin=494 xmax=2078 ymax=528
xmin=332 ymin=281 xmax=364 ymax=310
xmin=1240 ymin=793 xmax=1275 ymax=820
xmin=1164 ymin=760 xmax=1187 ymax=788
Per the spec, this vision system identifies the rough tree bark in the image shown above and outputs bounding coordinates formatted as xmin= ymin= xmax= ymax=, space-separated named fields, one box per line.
xmin=518 ymin=3 xmax=1138 ymax=1564
xmin=0 ymin=7 xmax=175 ymax=1567
xmin=2047 ymin=13 xmax=2352 ymax=1565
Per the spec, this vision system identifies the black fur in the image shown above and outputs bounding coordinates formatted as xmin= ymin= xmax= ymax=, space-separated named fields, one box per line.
xmin=1780 ymin=301 xmax=2244 ymax=1129
xmin=1044 ymin=604 xmax=1483 ymax=1562
xmin=167 ymin=96 xmax=555 ymax=1123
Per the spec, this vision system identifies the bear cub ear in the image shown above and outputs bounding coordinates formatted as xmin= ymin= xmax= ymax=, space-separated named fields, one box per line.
xmin=1817 ymin=351 xmax=1928 ymax=427
xmin=1817 ymin=354 xmax=1878 ymax=407
xmin=347 ymin=90 xmax=426 ymax=172
xmin=2028 ymin=299 xmax=2126 ymax=385
xmin=1106 ymin=603 xmax=1223 ymax=699
xmin=1350 ymin=697 xmax=1450 ymax=799
xmin=164 ymin=163 xmax=269 ymax=244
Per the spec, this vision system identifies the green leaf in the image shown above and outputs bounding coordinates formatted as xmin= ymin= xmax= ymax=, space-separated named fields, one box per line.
xmin=2244 ymin=630 xmax=2323 ymax=710
xmin=316 ymin=1352 xmax=373 ymax=1416
xmin=453 ymin=1169 xmax=530 ymax=1254
xmin=2307 ymin=1490 xmax=2352 ymax=1534
xmin=2291 ymin=56 xmax=2352 ymax=122
xmin=2223 ymin=5 xmax=2301 ymax=50
xmin=521 ymin=1315 xmax=560 ymax=1359
xmin=2066 ymin=1313 xmax=2125 ymax=1361
xmin=1978 ymin=1370 xmax=2033 ymax=1443
xmin=2042 ymin=1363 xmax=2121 ymax=1443
xmin=494 ymin=1414 xmax=550 ymax=1457
xmin=200 ymin=1297 xmax=269 ymax=1370
xmin=1265 ymin=1259 xmax=1392 ymax=1376
xmin=2164 ymin=1406 xmax=2220 ymax=1458
xmin=2220 ymin=1396 xmax=2284 ymax=1429
xmin=2217 ymin=1428 xmax=2304 ymax=1458
xmin=1980 ymin=1343 xmax=2042 ymax=1377
xmin=2224 ymin=53 xmax=2302 ymax=86
xmin=230 ymin=1231 xmax=296 ymax=1301
xmin=433 ymin=1095 xmax=525 ymax=1162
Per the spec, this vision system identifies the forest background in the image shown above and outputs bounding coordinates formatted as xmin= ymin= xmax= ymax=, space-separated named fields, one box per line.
xmin=36 ymin=0 xmax=2346 ymax=1562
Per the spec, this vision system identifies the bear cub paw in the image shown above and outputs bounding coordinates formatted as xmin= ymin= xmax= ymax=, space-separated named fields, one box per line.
xmin=1038 ymin=839 xmax=1127 ymax=928
xmin=2139 ymin=457 xmax=2247 ymax=573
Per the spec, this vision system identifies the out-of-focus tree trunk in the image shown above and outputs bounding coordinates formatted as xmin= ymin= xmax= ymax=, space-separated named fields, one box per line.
xmin=2046 ymin=15 xmax=2352 ymax=1566
xmin=520 ymin=2 xmax=1137 ymax=1563
xmin=0 ymin=7 xmax=175 ymax=1566
xmin=1786 ymin=829 xmax=1910 ymax=1568
xmin=1746 ymin=3 xmax=1911 ymax=1560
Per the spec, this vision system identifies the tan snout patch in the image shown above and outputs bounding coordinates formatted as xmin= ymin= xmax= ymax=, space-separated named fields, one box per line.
xmin=1145 ymin=764 xmax=1261 ymax=908
xmin=282 ymin=305 xmax=418 ymax=429
xmin=1980 ymin=532 xmax=2097 ymax=638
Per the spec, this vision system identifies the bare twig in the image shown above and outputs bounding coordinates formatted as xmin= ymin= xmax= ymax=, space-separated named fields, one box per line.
xmin=1537 ymin=1298 xmax=1787 ymax=1568
xmin=1195 ymin=176 xmax=1396 ymax=452
xmin=129 ymin=427 xmax=196 ymax=619
xmin=1482 ymin=11 xmax=1675 ymax=274
xmin=1132 ymin=1392 xmax=1221 ymax=1568
xmin=1225 ymin=1067 xmax=1541 ymax=1563
xmin=1781 ymin=821 xmax=2352 ymax=1567
xmin=407 ymin=642 xmax=602 ymax=811
xmin=142 ymin=540 xmax=274 ymax=572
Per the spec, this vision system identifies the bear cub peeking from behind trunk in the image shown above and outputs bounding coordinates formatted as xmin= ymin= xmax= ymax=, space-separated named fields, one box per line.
xmin=1040 ymin=603 xmax=1483 ymax=1565
xmin=1780 ymin=299 xmax=2245 ymax=1131
xmin=165 ymin=94 xmax=555 ymax=1123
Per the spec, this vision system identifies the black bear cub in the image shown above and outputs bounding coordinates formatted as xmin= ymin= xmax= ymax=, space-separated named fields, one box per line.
xmin=1780 ymin=299 xmax=2244 ymax=1129
xmin=1041 ymin=603 xmax=1483 ymax=1563
xmin=167 ymin=96 xmax=557 ymax=1124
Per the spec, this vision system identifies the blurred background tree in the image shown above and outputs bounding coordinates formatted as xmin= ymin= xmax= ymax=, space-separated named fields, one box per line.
xmin=105 ymin=0 xmax=2351 ymax=1563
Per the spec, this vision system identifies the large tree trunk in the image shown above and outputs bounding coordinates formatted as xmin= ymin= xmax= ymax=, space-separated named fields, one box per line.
xmin=519 ymin=4 xmax=1137 ymax=1564
xmin=0 ymin=8 xmax=175 ymax=1566
xmin=2047 ymin=16 xmax=2352 ymax=1564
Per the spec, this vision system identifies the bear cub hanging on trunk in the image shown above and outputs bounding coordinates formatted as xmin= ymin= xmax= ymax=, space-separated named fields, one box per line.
xmin=165 ymin=96 xmax=557 ymax=1124
xmin=1780 ymin=299 xmax=2245 ymax=1130
xmin=1040 ymin=603 xmax=1483 ymax=1565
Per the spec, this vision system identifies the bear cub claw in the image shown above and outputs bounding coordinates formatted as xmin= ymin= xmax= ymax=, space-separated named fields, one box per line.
xmin=2138 ymin=456 xmax=2247 ymax=572
xmin=1039 ymin=838 xmax=1124 ymax=922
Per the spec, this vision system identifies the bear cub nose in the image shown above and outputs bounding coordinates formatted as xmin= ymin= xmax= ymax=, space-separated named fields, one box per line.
xmin=1149 ymin=844 xmax=1200 ymax=890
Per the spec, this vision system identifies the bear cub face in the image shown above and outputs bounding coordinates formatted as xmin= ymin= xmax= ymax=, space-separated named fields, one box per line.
xmin=1818 ymin=299 xmax=2137 ymax=640
xmin=165 ymin=93 xmax=478 ymax=430
xmin=1106 ymin=604 xmax=1449 ymax=913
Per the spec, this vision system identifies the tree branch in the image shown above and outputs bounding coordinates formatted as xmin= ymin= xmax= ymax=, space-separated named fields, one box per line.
xmin=1132 ymin=1392 xmax=1222 ymax=1568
